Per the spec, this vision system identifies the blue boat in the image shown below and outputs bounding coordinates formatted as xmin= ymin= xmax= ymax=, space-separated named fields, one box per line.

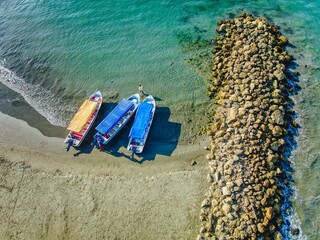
xmin=127 ymin=95 xmax=156 ymax=156
xmin=93 ymin=94 xmax=140 ymax=150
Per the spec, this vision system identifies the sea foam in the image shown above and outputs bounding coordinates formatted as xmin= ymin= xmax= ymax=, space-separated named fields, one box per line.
xmin=0 ymin=60 xmax=71 ymax=127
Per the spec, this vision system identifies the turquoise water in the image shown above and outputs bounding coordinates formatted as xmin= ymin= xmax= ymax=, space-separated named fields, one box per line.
xmin=0 ymin=0 xmax=320 ymax=238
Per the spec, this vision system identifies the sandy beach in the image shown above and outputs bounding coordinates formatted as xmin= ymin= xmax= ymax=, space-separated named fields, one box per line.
xmin=0 ymin=112 xmax=210 ymax=240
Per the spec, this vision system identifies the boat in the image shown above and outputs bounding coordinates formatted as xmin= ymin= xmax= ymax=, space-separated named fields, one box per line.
xmin=92 ymin=94 xmax=140 ymax=150
xmin=65 ymin=91 xmax=102 ymax=151
xmin=127 ymin=95 xmax=156 ymax=156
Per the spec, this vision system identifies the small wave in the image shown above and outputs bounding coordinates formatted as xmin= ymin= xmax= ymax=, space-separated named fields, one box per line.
xmin=0 ymin=60 xmax=73 ymax=127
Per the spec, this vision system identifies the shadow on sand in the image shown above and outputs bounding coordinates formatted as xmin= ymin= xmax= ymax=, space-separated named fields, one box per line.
xmin=101 ymin=106 xmax=181 ymax=164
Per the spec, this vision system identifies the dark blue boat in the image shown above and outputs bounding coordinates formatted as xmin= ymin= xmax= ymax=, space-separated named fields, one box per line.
xmin=93 ymin=94 xmax=140 ymax=150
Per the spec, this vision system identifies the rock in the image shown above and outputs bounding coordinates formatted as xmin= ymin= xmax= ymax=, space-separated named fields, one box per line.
xmin=230 ymin=94 xmax=238 ymax=102
xmin=278 ymin=35 xmax=289 ymax=45
xmin=265 ymin=207 xmax=273 ymax=220
xmin=206 ymin=153 xmax=214 ymax=160
xmin=227 ymin=106 xmax=238 ymax=123
xmin=274 ymin=232 xmax=282 ymax=240
xmin=261 ymin=197 xmax=267 ymax=206
xmin=215 ymin=130 xmax=225 ymax=138
xmin=257 ymin=21 xmax=264 ymax=30
xmin=263 ymin=179 xmax=270 ymax=188
xmin=292 ymin=120 xmax=300 ymax=128
xmin=200 ymin=14 xmax=298 ymax=238
xmin=191 ymin=160 xmax=197 ymax=166
xmin=244 ymin=101 xmax=253 ymax=109
xmin=257 ymin=223 xmax=266 ymax=233
xmin=214 ymin=172 xmax=221 ymax=181
xmin=222 ymin=203 xmax=231 ymax=214
xmin=239 ymin=72 xmax=247 ymax=79
xmin=249 ymin=83 xmax=255 ymax=91
xmin=235 ymin=179 xmax=243 ymax=187
xmin=222 ymin=186 xmax=232 ymax=196
xmin=215 ymin=223 xmax=225 ymax=233
xmin=267 ymin=154 xmax=278 ymax=162
xmin=218 ymin=24 xmax=227 ymax=32
xmin=211 ymin=198 xmax=219 ymax=207
xmin=201 ymin=198 xmax=211 ymax=208
xmin=271 ymin=110 xmax=284 ymax=125
xmin=274 ymin=70 xmax=285 ymax=81
xmin=232 ymin=204 xmax=240 ymax=212
xmin=272 ymin=125 xmax=283 ymax=137
xmin=243 ymin=197 xmax=250 ymax=207
xmin=271 ymin=141 xmax=282 ymax=151
xmin=227 ymin=213 xmax=234 ymax=220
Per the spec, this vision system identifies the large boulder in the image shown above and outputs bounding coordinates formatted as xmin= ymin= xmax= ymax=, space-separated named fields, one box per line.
xmin=271 ymin=110 xmax=284 ymax=125
xmin=227 ymin=106 xmax=238 ymax=123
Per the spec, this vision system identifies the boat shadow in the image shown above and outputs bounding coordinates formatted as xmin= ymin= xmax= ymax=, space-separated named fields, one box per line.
xmin=98 ymin=105 xmax=181 ymax=164
xmin=133 ymin=106 xmax=181 ymax=163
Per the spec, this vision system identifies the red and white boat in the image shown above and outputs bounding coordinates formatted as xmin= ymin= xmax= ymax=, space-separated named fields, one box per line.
xmin=64 ymin=91 xmax=102 ymax=150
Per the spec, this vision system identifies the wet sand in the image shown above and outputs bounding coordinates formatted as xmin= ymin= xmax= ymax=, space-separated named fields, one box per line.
xmin=0 ymin=112 xmax=209 ymax=240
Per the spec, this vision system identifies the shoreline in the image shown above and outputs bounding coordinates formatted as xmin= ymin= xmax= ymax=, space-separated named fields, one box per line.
xmin=0 ymin=111 xmax=210 ymax=239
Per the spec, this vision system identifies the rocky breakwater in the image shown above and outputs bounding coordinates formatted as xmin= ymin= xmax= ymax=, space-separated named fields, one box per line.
xmin=198 ymin=14 xmax=299 ymax=239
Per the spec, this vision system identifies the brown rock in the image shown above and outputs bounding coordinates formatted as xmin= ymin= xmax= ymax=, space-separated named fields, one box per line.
xmin=274 ymin=232 xmax=282 ymax=240
xmin=222 ymin=203 xmax=231 ymax=214
xmin=222 ymin=186 xmax=232 ymax=196
xmin=206 ymin=153 xmax=214 ymax=160
xmin=243 ymin=197 xmax=250 ymax=207
xmin=271 ymin=141 xmax=283 ymax=151
xmin=261 ymin=197 xmax=267 ymax=206
xmin=211 ymin=198 xmax=219 ymax=207
xmin=271 ymin=110 xmax=284 ymax=125
xmin=292 ymin=120 xmax=300 ymax=128
xmin=267 ymin=154 xmax=278 ymax=162
xmin=272 ymin=125 xmax=283 ymax=137
xmin=230 ymin=94 xmax=238 ymax=102
xmin=235 ymin=179 xmax=243 ymax=187
xmin=257 ymin=223 xmax=266 ymax=233
xmin=244 ymin=101 xmax=253 ymax=109
xmin=265 ymin=207 xmax=273 ymax=220
xmin=218 ymin=24 xmax=227 ymax=32
xmin=227 ymin=106 xmax=238 ymax=123
xmin=263 ymin=179 xmax=270 ymax=188
xmin=278 ymin=35 xmax=289 ymax=45
xmin=274 ymin=70 xmax=285 ymax=81
xmin=201 ymin=198 xmax=211 ymax=208
xmin=238 ymin=107 xmax=246 ymax=117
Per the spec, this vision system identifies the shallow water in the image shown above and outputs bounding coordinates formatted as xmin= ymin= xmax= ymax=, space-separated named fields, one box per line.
xmin=0 ymin=0 xmax=319 ymax=238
